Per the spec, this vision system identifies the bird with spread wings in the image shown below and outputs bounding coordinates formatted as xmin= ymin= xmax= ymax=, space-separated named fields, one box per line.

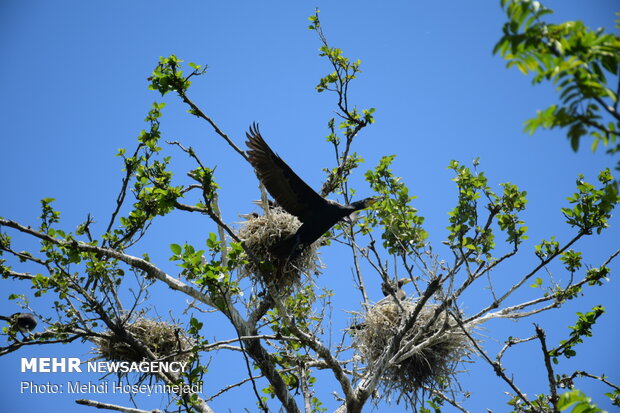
xmin=245 ymin=124 xmax=377 ymax=258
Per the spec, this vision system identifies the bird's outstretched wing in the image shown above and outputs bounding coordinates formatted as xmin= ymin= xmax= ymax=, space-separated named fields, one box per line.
xmin=246 ymin=123 xmax=325 ymax=221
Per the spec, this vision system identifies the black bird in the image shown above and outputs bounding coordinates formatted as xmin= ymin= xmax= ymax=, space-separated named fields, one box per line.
xmin=245 ymin=124 xmax=378 ymax=257
xmin=0 ymin=313 xmax=37 ymax=335
xmin=380 ymin=277 xmax=412 ymax=301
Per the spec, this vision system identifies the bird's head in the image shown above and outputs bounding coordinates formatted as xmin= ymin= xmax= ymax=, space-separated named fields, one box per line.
xmin=350 ymin=196 xmax=381 ymax=211
xmin=397 ymin=277 xmax=412 ymax=288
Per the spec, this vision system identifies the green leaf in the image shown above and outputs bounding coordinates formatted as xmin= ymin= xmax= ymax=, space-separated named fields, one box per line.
xmin=531 ymin=277 xmax=543 ymax=288
xmin=558 ymin=389 xmax=603 ymax=412
xmin=170 ymin=243 xmax=182 ymax=255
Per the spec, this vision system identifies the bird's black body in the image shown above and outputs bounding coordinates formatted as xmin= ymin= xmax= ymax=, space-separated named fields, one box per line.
xmin=245 ymin=124 xmax=376 ymax=257
xmin=0 ymin=312 xmax=37 ymax=335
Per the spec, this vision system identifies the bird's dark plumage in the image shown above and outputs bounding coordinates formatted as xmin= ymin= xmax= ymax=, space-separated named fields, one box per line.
xmin=381 ymin=277 xmax=411 ymax=301
xmin=245 ymin=124 xmax=377 ymax=257
xmin=0 ymin=312 xmax=37 ymax=334
xmin=374 ymin=277 xmax=412 ymax=306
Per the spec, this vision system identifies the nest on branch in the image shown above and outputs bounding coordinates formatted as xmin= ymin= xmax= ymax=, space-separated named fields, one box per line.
xmin=93 ymin=318 xmax=195 ymax=374
xmin=237 ymin=207 xmax=320 ymax=289
xmin=351 ymin=299 xmax=472 ymax=404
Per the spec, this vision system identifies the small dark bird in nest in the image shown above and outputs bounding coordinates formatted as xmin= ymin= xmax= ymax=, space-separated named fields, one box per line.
xmin=245 ymin=123 xmax=378 ymax=258
xmin=379 ymin=277 xmax=412 ymax=303
xmin=350 ymin=278 xmax=412 ymax=331
xmin=0 ymin=313 xmax=37 ymax=337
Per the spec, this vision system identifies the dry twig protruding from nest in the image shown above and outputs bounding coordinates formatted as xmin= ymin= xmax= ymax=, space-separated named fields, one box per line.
xmin=237 ymin=208 xmax=320 ymax=289
xmin=352 ymin=300 xmax=472 ymax=405
xmin=93 ymin=318 xmax=195 ymax=377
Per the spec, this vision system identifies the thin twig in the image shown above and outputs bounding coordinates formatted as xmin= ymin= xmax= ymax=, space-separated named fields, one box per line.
xmin=75 ymin=399 xmax=162 ymax=413
xmin=456 ymin=318 xmax=535 ymax=411
xmin=567 ymin=371 xmax=620 ymax=392
xmin=535 ymin=324 xmax=559 ymax=412
xmin=206 ymin=374 xmax=265 ymax=402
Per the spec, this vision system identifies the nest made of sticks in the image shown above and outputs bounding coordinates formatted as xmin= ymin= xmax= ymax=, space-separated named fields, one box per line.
xmin=237 ymin=207 xmax=320 ymax=289
xmin=352 ymin=299 xmax=472 ymax=403
xmin=93 ymin=318 xmax=195 ymax=371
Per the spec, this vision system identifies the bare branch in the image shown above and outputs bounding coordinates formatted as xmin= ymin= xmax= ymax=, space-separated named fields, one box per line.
xmin=0 ymin=330 xmax=87 ymax=356
xmin=456 ymin=318 xmax=534 ymax=411
xmin=468 ymin=231 xmax=586 ymax=322
xmin=535 ymin=324 xmax=559 ymax=412
xmin=75 ymin=399 xmax=163 ymax=413
xmin=300 ymin=362 xmax=313 ymax=413
xmin=174 ymin=201 xmax=242 ymax=244
xmin=0 ymin=217 xmax=299 ymax=413
xmin=270 ymin=293 xmax=355 ymax=405
xmin=206 ymin=374 xmax=264 ymax=402
xmin=175 ymin=90 xmax=249 ymax=162
xmin=104 ymin=144 xmax=143 ymax=244
xmin=567 ymin=371 xmax=620 ymax=392
xmin=496 ymin=335 xmax=537 ymax=362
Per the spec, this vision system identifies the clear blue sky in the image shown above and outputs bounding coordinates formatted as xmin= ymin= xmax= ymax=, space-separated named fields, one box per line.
xmin=1 ymin=1 xmax=618 ymax=412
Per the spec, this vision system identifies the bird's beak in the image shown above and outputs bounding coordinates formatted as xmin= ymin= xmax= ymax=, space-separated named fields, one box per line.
xmin=367 ymin=196 xmax=381 ymax=207
xmin=400 ymin=277 xmax=412 ymax=285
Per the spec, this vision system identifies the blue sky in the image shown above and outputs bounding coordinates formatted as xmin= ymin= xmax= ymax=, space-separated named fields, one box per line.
xmin=1 ymin=1 xmax=618 ymax=412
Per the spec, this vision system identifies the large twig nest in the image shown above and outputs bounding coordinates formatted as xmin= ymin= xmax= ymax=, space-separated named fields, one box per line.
xmin=237 ymin=207 xmax=320 ymax=289
xmin=93 ymin=318 xmax=195 ymax=373
xmin=352 ymin=299 xmax=472 ymax=403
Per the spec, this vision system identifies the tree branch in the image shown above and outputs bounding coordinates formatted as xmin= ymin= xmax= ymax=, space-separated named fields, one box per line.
xmin=0 ymin=217 xmax=300 ymax=413
xmin=535 ymin=324 xmax=559 ymax=412
xmin=75 ymin=399 xmax=162 ymax=413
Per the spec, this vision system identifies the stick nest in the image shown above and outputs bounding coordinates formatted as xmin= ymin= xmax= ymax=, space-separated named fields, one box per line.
xmin=93 ymin=318 xmax=195 ymax=369
xmin=237 ymin=208 xmax=320 ymax=289
xmin=352 ymin=300 xmax=471 ymax=403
